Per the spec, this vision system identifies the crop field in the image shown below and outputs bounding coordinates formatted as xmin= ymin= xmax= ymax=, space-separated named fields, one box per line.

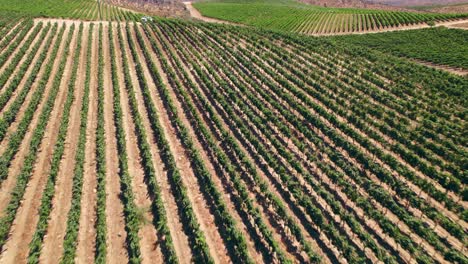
xmin=193 ymin=0 xmax=468 ymax=34
xmin=330 ymin=27 xmax=468 ymax=70
xmin=0 ymin=0 xmax=140 ymax=21
xmin=0 ymin=10 xmax=466 ymax=263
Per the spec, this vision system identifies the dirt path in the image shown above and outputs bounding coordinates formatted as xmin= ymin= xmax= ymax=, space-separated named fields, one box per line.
xmin=75 ymin=23 xmax=98 ymax=264
xmin=446 ymin=22 xmax=468 ymax=29
xmin=0 ymin=24 xmax=65 ymax=215
xmin=102 ymin=23 xmax=129 ymax=264
xmin=183 ymin=2 xmax=238 ymax=25
xmin=411 ymin=59 xmax=467 ymax=76
xmin=313 ymin=18 xmax=468 ymax=36
xmin=0 ymin=26 xmax=77 ymax=263
xmin=113 ymin=24 xmax=163 ymax=264
xmin=39 ymin=24 xmax=88 ymax=263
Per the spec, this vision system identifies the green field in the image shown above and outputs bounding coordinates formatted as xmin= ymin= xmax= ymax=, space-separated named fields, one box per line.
xmin=0 ymin=0 xmax=140 ymax=21
xmin=330 ymin=27 xmax=468 ymax=69
xmin=194 ymin=0 xmax=468 ymax=34
xmin=0 ymin=0 xmax=467 ymax=263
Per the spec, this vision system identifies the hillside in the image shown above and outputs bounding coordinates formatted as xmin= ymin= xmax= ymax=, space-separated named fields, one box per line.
xmin=412 ymin=2 xmax=468 ymax=13
xmin=193 ymin=0 xmax=468 ymax=35
xmin=105 ymin=0 xmax=188 ymax=17
xmin=330 ymin=27 xmax=468 ymax=71
xmin=300 ymin=0 xmax=368 ymax=7
xmin=0 ymin=0 xmax=466 ymax=263
xmin=372 ymin=0 xmax=468 ymax=6
xmin=299 ymin=0 xmax=409 ymax=10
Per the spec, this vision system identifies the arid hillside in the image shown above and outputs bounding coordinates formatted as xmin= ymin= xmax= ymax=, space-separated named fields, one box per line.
xmin=422 ymin=3 xmax=468 ymax=13
xmin=370 ymin=0 xmax=468 ymax=6
xmin=105 ymin=0 xmax=188 ymax=17
xmin=298 ymin=0 xmax=416 ymax=11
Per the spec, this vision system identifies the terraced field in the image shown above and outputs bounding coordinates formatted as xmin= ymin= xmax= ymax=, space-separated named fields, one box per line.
xmin=193 ymin=0 xmax=468 ymax=34
xmin=0 ymin=7 xmax=466 ymax=264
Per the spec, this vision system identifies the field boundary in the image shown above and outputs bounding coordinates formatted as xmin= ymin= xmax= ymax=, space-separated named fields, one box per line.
xmin=411 ymin=59 xmax=468 ymax=76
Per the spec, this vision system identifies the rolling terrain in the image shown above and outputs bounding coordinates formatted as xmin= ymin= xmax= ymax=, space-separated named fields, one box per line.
xmin=330 ymin=27 xmax=468 ymax=73
xmin=193 ymin=0 xmax=468 ymax=35
xmin=0 ymin=0 xmax=466 ymax=263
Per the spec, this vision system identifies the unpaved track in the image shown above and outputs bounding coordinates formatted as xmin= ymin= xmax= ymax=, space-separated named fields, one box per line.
xmin=127 ymin=23 xmax=230 ymax=264
xmin=76 ymin=24 xmax=98 ymax=264
xmin=114 ymin=24 xmax=163 ymax=264
xmin=310 ymin=18 xmax=468 ymax=36
xmin=0 ymin=24 xmax=65 ymax=215
xmin=411 ymin=59 xmax=467 ymax=76
xmin=0 ymin=26 xmax=77 ymax=263
xmin=102 ymin=24 xmax=128 ymax=264
xmin=447 ymin=22 xmax=468 ymax=29
xmin=183 ymin=2 xmax=238 ymax=25
xmin=40 ymin=24 xmax=87 ymax=263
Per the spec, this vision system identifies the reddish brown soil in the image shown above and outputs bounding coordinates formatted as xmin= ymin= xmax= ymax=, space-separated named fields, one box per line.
xmin=0 ymin=24 xmax=66 ymax=215
xmin=0 ymin=18 xmax=464 ymax=264
xmin=0 ymin=25 xmax=78 ymax=263
xmin=138 ymin=23 xmax=268 ymax=263
xmin=102 ymin=24 xmax=129 ymax=264
xmin=113 ymin=23 xmax=163 ymax=264
xmin=125 ymin=23 xmax=230 ymax=264
xmin=118 ymin=25 xmax=193 ymax=264
xmin=75 ymin=24 xmax=98 ymax=264
xmin=40 ymin=23 xmax=88 ymax=263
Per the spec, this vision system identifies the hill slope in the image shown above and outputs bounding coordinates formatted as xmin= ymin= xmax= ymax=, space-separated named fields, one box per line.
xmin=0 ymin=15 xmax=466 ymax=263
xmin=193 ymin=0 xmax=467 ymax=34
xmin=330 ymin=27 xmax=468 ymax=70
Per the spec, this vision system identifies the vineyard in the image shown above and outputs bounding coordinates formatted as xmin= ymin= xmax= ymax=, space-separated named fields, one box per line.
xmin=193 ymin=0 xmax=468 ymax=34
xmin=330 ymin=27 xmax=468 ymax=70
xmin=0 ymin=9 xmax=466 ymax=263
xmin=0 ymin=0 xmax=140 ymax=21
